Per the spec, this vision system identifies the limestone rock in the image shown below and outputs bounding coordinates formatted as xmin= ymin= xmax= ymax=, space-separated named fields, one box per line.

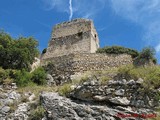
xmin=28 ymin=93 xmax=36 ymax=102
xmin=40 ymin=92 xmax=156 ymax=120
xmin=46 ymin=74 xmax=55 ymax=86
xmin=1 ymin=106 xmax=10 ymax=114
xmin=115 ymin=89 xmax=125 ymax=96
xmin=93 ymin=95 xmax=107 ymax=101
xmin=109 ymin=97 xmax=130 ymax=106
xmin=14 ymin=103 xmax=29 ymax=120
xmin=136 ymin=78 xmax=144 ymax=84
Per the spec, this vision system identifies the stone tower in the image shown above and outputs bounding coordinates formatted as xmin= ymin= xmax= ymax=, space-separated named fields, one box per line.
xmin=42 ymin=18 xmax=99 ymax=59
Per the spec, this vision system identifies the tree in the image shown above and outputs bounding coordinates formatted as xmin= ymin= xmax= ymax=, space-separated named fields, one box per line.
xmin=0 ymin=30 xmax=39 ymax=71
xmin=133 ymin=47 xmax=157 ymax=65
xmin=139 ymin=47 xmax=156 ymax=60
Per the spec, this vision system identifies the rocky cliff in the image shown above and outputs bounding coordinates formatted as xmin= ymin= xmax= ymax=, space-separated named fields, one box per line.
xmin=0 ymin=77 xmax=160 ymax=120
xmin=40 ymin=78 xmax=159 ymax=120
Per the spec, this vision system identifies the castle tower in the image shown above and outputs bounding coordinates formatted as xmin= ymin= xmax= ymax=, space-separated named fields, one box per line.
xmin=42 ymin=18 xmax=99 ymax=59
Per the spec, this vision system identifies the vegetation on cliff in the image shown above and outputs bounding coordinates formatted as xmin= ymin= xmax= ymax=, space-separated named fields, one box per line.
xmin=0 ymin=30 xmax=160 ymax=119
xmin=0 ymin=31 xmax=47 ymax=87
xmin=117 ymin=65 xmax=160 ymax=89
xmin=0 ymin=30 xmax=39 ymax=71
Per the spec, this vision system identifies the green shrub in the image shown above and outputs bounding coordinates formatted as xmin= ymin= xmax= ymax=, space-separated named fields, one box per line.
xmin=0 ymin=67 xmax=8 ymax=83
xmin=135 ymin=47 xmax=157 ymax=64
xmin=96 ymin=46 xmax=139 ymax=58
xmin=13 ymin=69 xmax=32 ymax=87
xmin=31 ymin=67 xmax=47 ymax=85
xmin=139 ymin=47 xmax=155 ymax=60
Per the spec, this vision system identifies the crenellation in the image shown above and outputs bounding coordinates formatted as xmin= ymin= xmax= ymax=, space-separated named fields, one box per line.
xmin=54 ymin=18 xmax=91 ymax=30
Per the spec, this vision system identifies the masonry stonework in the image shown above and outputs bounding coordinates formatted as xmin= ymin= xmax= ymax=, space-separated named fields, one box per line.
xmin=41 ymin=18 xmax=133 ymax=73
xmin=42 ymin=53 xmax=133 ymax=73
xmin=43 ymin=19 xmax=99 ymax=59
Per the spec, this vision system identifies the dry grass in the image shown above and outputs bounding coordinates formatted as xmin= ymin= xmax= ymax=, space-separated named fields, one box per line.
xmin=117 ymin=65 xmax=160 ymax=89
xmin=17 ymin=84 xmax=58 ymax=97
xmin=58 ymin=83 xmax=72 ymax=96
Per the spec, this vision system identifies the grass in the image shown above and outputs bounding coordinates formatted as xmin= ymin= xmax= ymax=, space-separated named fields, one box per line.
xmin=8 ymin=102 xmax=18 ymax=112
xmin=93 ymin=68 xmax=118 ymax=84
xmin=58 ymin=73 xmax=90 ymax=96
xmin=17 ymin=83 xmax=57 ymax=97
xmin=100 ymin=76 xmax=111 ymax=84
xmin=58 ymin=83 xmax=72 ymax=96
xmin=29 ymin=104 xmax=45 ymax=120
xmin=117 ymin=65 xmax=160 ymax=89
xmin=58 ymin=68 xmax=120 ymax=96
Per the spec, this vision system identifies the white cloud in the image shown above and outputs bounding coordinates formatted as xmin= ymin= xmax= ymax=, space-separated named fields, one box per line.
xmin=73 ymin=0 xmax=106 ymax=19
xmin=42 ymin=0 xmax=106 ymax=20
xmin=156 ymin=43 xmax=160 ymax=53
xmin=69 ymin=0 xmax=73 ymax=21
xmin=42 ymin=0 xmax=68 ymax=12
xmin=110 ymin=0 xmax=160 ymax=53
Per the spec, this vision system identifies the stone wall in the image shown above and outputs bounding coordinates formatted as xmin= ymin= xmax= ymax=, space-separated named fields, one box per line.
xmin=42 ymin=18 xmax=99 ymax=59
xmin=52 ymin=19 xmax=92 ymax=38
xmin=41 ymin=53 xmax=133 ymax=73
xmin=44 ymin=32 xmax=91 ymax=59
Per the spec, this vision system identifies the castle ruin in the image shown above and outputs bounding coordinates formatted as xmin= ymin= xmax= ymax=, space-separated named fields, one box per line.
xmin=41 ymin=18 xmax=133 ymax=73
xmin=43 ymin=19 xmax=99 ymax=59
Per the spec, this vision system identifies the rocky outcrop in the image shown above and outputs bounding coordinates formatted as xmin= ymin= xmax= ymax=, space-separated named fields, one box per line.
xmin=0 ymin=85 xmax=36 ymax=120
xmin=31 ymin=57 xmax=41 ymax=72
xmin=41 ymin=92 xmax=157 ymax=120
xmin=40 ymin=78 xmax=159 ymax=120
xmin=69 ymin=79 xmax=159 ymax=109
xmin=0 ymin=78 xmax=159 ymax=120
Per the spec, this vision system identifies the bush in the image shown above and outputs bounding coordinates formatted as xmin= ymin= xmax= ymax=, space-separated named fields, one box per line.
xmin=0 ymin=67 xmax=8 ymax=83
xmin=135 ymin=47 xmax=157 ymax=64
xmin=31 ymin=67 xmax=47 ymax=85
xmin=10 ymin=67 xmax=47 ymax=87
xmin=96 ymin=46 xmax=139 ymax=58
xmin=13 ymin=69 xmax=32 ymax=87
xmin=139 ymin=47 xmax=155 ymax=60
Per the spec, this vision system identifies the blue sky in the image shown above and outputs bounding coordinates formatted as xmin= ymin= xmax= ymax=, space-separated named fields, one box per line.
xmin=0 ymin=0 xmax=160 ymax=63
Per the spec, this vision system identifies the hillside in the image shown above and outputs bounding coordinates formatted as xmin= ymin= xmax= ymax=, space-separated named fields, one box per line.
xmin=0 ymin=28 xmax=160 ymax=120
